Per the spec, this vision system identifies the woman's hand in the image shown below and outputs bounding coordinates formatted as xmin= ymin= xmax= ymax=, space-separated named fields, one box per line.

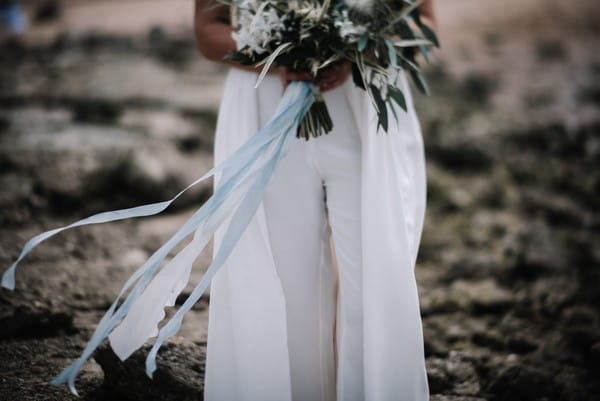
xmin=278 ymin=60 xmax=352 ymax=93
xmin=317 ymin=61 xmax=352 ymax=92
xmin=277 ymin=67 xmax=312 ymax=92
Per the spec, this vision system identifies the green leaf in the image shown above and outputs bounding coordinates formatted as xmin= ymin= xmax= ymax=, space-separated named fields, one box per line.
xmin=397 ymin=19 xmax=416 ymax=40
xmin=370 ymin=84 xmax=388 ymax=132
xmin=357 ymin=33 xmax=369 ymax=53
xmin=388 ymin=85 xmax=408 ymax=112
xmin=254 ymin=42 xmax=293 ymax=88
xmin=410 ymin=70 xmax=430 ymax=95
xmin=317 ymin=0 xmax=331 ymax=20
xmin=394 ymin=39 xmax=432 ymax=47
xmin=385 ymin=39 xmax=398 ymax=68
xmin=420 ymin=23 xmax=440 ymax=48
xmin=223 ymin=50 xmax=254 ymax=65
xmin=419 ymin=44 xmax=430 ymax=63
xmin=351 ymin=63 xmax=365 ymax=90
xmin=388 ymin=96 xmax=398 ymax=124
xmin=398 ymin=53 xmax=421 ymax=72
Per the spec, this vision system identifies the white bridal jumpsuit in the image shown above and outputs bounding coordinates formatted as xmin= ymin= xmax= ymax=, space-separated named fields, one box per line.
xmin=204 ymin=68 xmax=429 ymax=401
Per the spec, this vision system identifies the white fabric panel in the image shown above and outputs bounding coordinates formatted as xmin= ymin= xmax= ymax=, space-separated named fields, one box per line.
xmin=204 ymin=67 xmax=429 ymax=401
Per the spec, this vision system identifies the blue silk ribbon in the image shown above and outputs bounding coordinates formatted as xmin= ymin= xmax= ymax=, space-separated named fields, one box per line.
xmin=1 ymin=81 xmax=314 ymax=396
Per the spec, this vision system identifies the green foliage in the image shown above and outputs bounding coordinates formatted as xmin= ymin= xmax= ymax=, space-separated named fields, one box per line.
xmin=370 ymin=84 xmax=388 ymax=132
xmin=388 ymin=85 xmax=407 ymax=112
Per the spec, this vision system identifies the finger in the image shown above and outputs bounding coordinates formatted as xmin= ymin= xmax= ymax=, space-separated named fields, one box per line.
xmin=319 ymin=66 xmax=350 ymax=82
xmin=287 ymin=71 xmax=312 ymax=81
xmin=320 ymin=74 xmax=339 ymax=86
xmin=319 ymin=69 xmax=336 ymax=81
xmin=319 ymin=80 xmax=335 ymax=91
xmin=319 ymin=80 xmax=340 ymax=92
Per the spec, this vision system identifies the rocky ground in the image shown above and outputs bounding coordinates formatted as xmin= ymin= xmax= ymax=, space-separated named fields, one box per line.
xmin=0 ymin=0 xmax=599 ymax=400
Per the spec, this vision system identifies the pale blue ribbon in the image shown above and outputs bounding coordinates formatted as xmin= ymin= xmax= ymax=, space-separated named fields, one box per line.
xmin=2 ymin=81 xmax=314 ymax=396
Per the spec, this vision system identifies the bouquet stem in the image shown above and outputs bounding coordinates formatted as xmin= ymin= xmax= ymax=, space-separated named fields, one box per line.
xmin=297 ymin=89 xmax=333 ymax=140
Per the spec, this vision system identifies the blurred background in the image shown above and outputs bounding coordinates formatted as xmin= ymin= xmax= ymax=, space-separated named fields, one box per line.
xmin=0 ymin=0 xmax=598 ymax=400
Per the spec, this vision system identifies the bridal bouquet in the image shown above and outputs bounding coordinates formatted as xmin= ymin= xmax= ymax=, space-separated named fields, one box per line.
xmin=222 ymin=0 xmax=439 ymax=139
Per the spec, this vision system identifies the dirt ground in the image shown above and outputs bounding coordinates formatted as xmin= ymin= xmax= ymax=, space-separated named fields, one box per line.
xmin=0 ymin=0 xmax=599 ymax=400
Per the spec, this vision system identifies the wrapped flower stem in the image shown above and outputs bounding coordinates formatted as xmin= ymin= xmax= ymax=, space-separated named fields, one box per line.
xmin=297 ymin=88 xmax=333 ymax=140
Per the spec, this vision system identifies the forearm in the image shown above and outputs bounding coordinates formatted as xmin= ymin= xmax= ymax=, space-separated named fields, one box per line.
xmin=193 ymin=0 xmax=260 ymax=72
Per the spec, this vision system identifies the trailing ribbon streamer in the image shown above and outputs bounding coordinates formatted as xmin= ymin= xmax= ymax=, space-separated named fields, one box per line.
xmin=2 ymin=81 xmax=315 ymax=396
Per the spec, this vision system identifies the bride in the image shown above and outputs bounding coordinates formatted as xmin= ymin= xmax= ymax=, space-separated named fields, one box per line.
xmin=194 ymin=1 xmax=437 ymax=400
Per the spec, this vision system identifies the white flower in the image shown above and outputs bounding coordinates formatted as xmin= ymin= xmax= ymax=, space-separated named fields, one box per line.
xmin=335 ymin=10 xmax=368 ymax=43
xmin=232 ymin=3 xmax=286 ymax=55
xmin=344 ymin=0 xmax=375 ymax=13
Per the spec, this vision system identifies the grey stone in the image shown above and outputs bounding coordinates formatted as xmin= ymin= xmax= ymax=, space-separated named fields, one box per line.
xmin=94 ymin=340 xmax=205 ymax=401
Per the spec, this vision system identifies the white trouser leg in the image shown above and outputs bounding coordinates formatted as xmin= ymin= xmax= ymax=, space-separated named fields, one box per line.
xmin=260 ymin=76 xmax=337 ymax=401
xmin=314 ymin=86 xmax=364 ymax=401
xmin=262 ymin=135 xmax=337 ymax=401
xmin=259 ymin=77 xmax=363 ymax=401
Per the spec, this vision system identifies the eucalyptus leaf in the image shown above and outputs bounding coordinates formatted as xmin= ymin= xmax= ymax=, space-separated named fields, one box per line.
xmin=386 ymin=0 xmax=422 ymax=29
xmin=356 ymin=53 xmax=374 ymax=101
xmin=396 ymin=19 xmax=416 ymax=40
xmin=420 ymin=23 xmax=440 ymax=48
xmin=370 ymin=84 xmax=388 ymax=132
xmin=410 ymin=69 xmax=429 ymax=95
xmin=388 ymin=85 xmax=408 ymax=112
xmin=255 ymin=42 xmax=293 ymax=88
xmin=394 ymin=39 xmax=432 ymax=47
xmin=385 ymin=39 xmax=398 ymax=68
xmin=352 ymin=63 xmax=366 ymax=90
xmin=419 ymin=44 xmax=430 ymax=63
xmin=398 ymin=53 xmax=420 ymax=72
xmin=388 ymin=96 xmax=399 ymax=124
xmin=318 ymin=54 xmax=343 ymax=71
xmin=358 ymin=33 xmax=369 ymax=52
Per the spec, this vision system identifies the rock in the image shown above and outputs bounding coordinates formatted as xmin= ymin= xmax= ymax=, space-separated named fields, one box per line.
xmin=423 ymin=318 xmax=454 ymax=357
xmin=426 ymin=140 xmax=493 ymax=173
xmin=71 ymin=98 xmax=123 ymax=124
xmin=471 ymin=330 xmax=505 ymax=351
xmin=420 ymin=279 xmax=514 ymax=316
xmin=486 ymin=365 xmax=553 ymax=401
xmin=503 ymin=222 xmax=568 ymax=281
xmin=563 ymin=306 xmax=598 ymax=326
xmin=94 ymin=339 xmax=205 ymax=401
xmin=458 ymin=72 xmax=498 ymax=106
xmin=454 ymin=280 xmax=514 ymax=315
xmin=34 ymin=1 xmax=62 ymax=23
xmin=427 ymin=360 xmax=454 ymax=394
xmin=565 ymin=326 xmax=600 ymax=353
xmin=427 ymin=351 xmax=481 ymax=397
xmin=520 ymin=190 xmax=589 ymax=229
xmin=589 ymin=342 xmax=600 ymax=371
xmin=420 ymin=291 xmax=462 ymax=316
xmin=536 ymin=39 xmax=568 ymax=62
xmin=506 ymin=335 xmax=538 ymax=354
xmin=146 ymin=26 xmax=196 ymax=67
xmin=0 ymin=305 xmax=76 ymax=340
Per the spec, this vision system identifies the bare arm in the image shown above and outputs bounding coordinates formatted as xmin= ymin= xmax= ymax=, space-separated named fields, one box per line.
xmin=194 ymin=0 xmax=258 ymax=71
xmin=193 ymin=0 xmax=337 ymax=90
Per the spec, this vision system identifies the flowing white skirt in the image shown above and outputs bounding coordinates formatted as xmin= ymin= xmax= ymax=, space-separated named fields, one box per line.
xmin=204 ymin=68 xmax=429 ymax=401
